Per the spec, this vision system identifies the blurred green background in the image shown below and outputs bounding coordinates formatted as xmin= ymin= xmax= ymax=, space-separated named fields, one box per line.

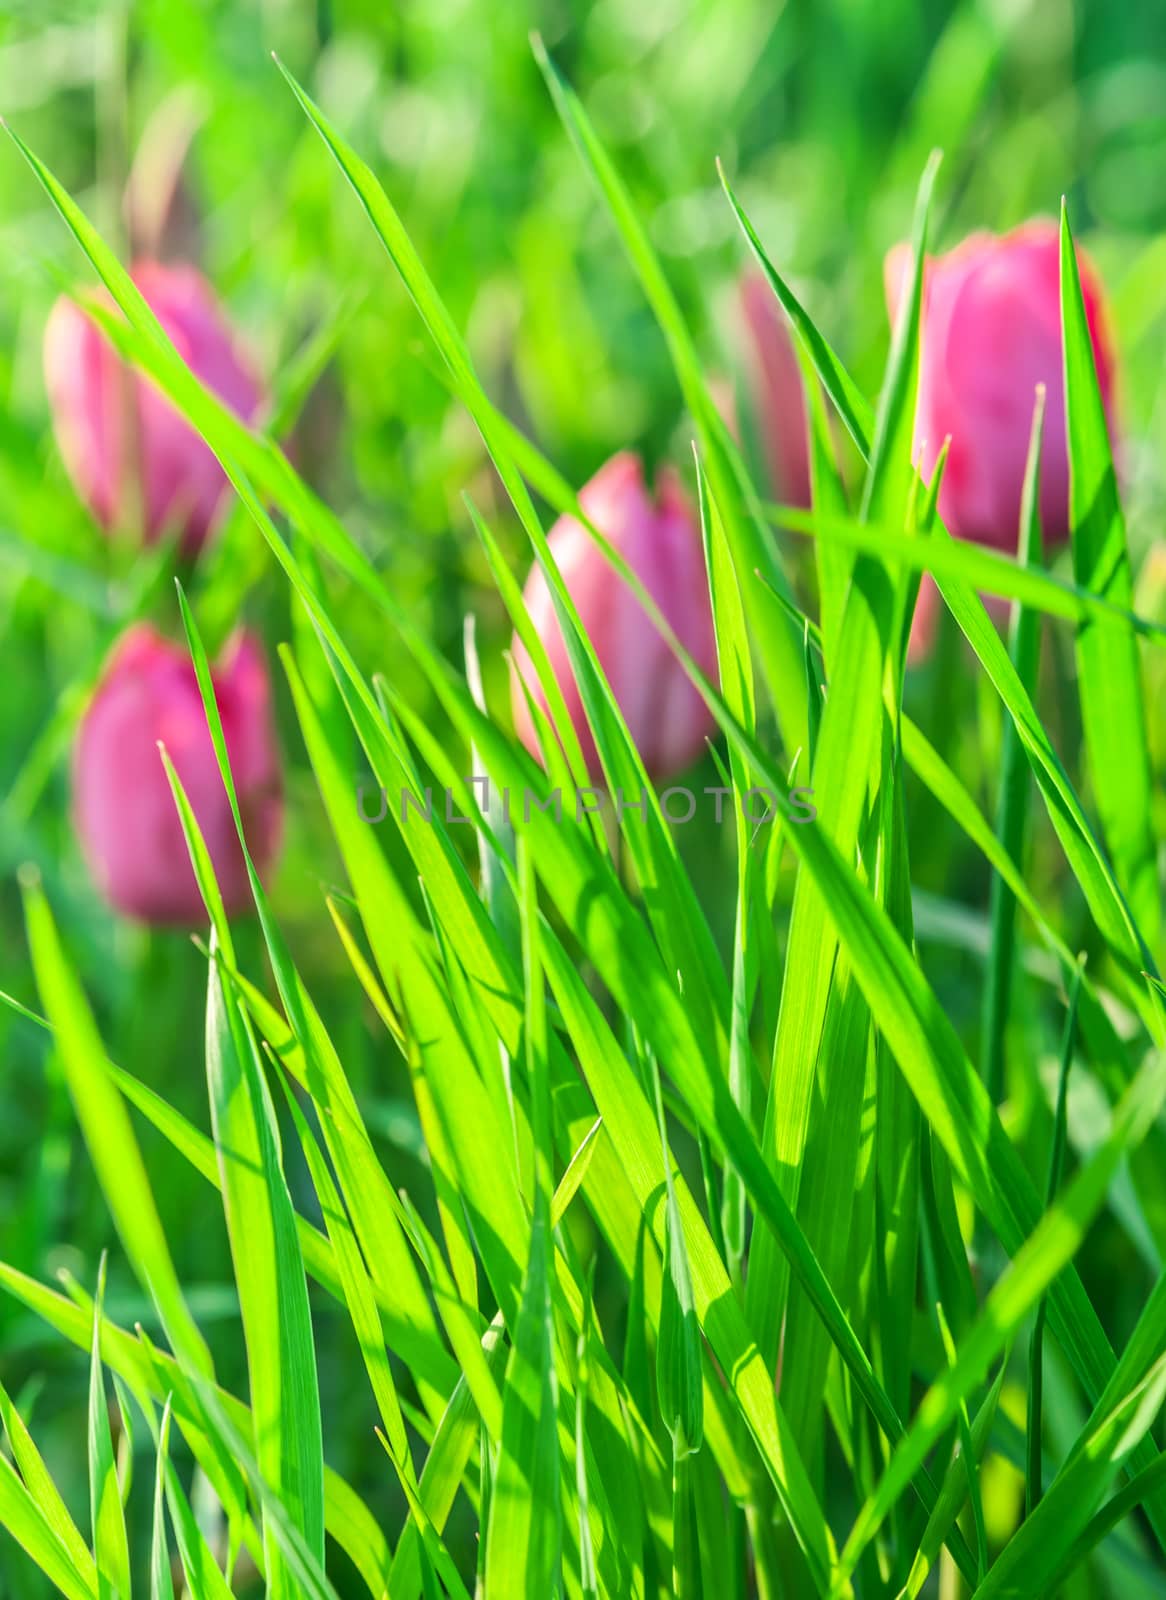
xmin=3 ymin=0 xmax=1166 ymax=1589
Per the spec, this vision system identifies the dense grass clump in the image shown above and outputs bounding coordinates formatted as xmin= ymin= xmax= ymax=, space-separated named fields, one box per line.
xmin=3 ymin=6 xmax=1166 ymax=1598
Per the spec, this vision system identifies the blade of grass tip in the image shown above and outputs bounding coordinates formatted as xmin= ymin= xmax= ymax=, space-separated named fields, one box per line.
xmin=484 ymin=839 xmax=562 ymax=1600
xmin=377 ymin=1428 xmax=474 ymax=1600
xmin=0 ymin=1455 xmax=99 ymax=1600
xmin=983 ymin=386 xmax=1046 ymax=1106
xmin=1027 ymin=957 xmax=1084 ymax=1519
xmin=718 ymin=159 xmax=872 ymax=460
xmin=150 ymin=1400 xmax=176 ymax=1600
xmin=1062 ymin=199 xmax=1159 ymax=947
xmin=88 ymin=1255 xmax=131 ymax=1600
xmin=162 ymin=1450 xmax=238 ymax=1600
xmin=935 ymin=1302 xmax=987 ymax=1583
xmin=270 ymin=54 xmax=597 ymax=802
xmin=0 ymin=1378 xmax=99 ymax=1591
xmin=18 ymin=869 xmax=213 ymax=1382
xmin=531 ymin=42 xmax=808 ymax=757
xmin=551 ymin=1116 xmax=604 ymax=1230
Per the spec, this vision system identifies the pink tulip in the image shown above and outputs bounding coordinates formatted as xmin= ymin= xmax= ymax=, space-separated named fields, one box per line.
xmin=885 ymin=220 xmax=1117 ymax=659
xmin=73 ymin=623 xmax=282 ymax=923
xmin=885 ymin=219 xmax=1116 ymax=552
xmin=739 ymin=270 xmax=812 ymax=508
xmin=44 ymin=262 xmax=263 ymax=554
xmin=510 ymin=452 xmax=718 ymax=782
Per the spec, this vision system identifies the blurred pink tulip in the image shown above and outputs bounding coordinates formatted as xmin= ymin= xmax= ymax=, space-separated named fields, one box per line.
xmin=885 ymin=220 xmax=1116 ymax=552
xmin=44 ymin=262 xmax=263 ymax=554
xmin=739 ymin=270 xmax=811 ymax=508
xmin=885 ymin=220 xmax=1117 ymax=659
xmin=73 ymin=623 xmax=282 ymax=923
xmin=510 ymin=452 xmax=718 ymax=782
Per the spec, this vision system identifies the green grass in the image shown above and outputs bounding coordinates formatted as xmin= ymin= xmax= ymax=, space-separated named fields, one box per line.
xmin=3 ymin=4 xmax=1166 ymax=1597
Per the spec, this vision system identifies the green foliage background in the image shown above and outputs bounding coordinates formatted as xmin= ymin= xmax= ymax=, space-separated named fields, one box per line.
xmin=2 ymin=1 xmax=1166 ymax=1596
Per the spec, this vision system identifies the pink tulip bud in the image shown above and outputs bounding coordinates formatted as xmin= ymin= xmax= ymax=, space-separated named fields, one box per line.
xmin=73 ymin=623 xmax=282 ymax=923
xmin=44 ymin=262 xmax=263 ymax=554
xmin=739 ymin=270 xmax=812 ymax=508
xmin=885 ymin=220 xmax=1117 ymax=555
xmin=510 ymin=452 xmax=718 ymax=783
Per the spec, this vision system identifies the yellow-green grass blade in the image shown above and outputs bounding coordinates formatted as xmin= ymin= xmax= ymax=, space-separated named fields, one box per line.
xmin=19 ymin=875 xmax=213 ymax=1385
xmin=273 ymin=1061 xmax=415 ymax=1483
xmin=0 ymin=1377 xmax=100 ymax=1595
xmin=88 ymin=1258 xmax=131 ymax=1600
xmin=163 ymin=1446 xmax=239 ymax=1600
xmin=0 ymin=1454 xmax=99 ymax=1600
xmin=203 ymin=950 xmax=326 ymax=1594
xmin=149 ymin=1401 xmax=175 ymax=1600
xmin=694 ymin=455 xmax=760 ymax=1282
xmin=484 ymin=843 xmax=562 ymax=1599
xmin=719 ymin=160 xmax=872 ymax=462
xmin=1061 ymin=200 xmax=1159 ymax=946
